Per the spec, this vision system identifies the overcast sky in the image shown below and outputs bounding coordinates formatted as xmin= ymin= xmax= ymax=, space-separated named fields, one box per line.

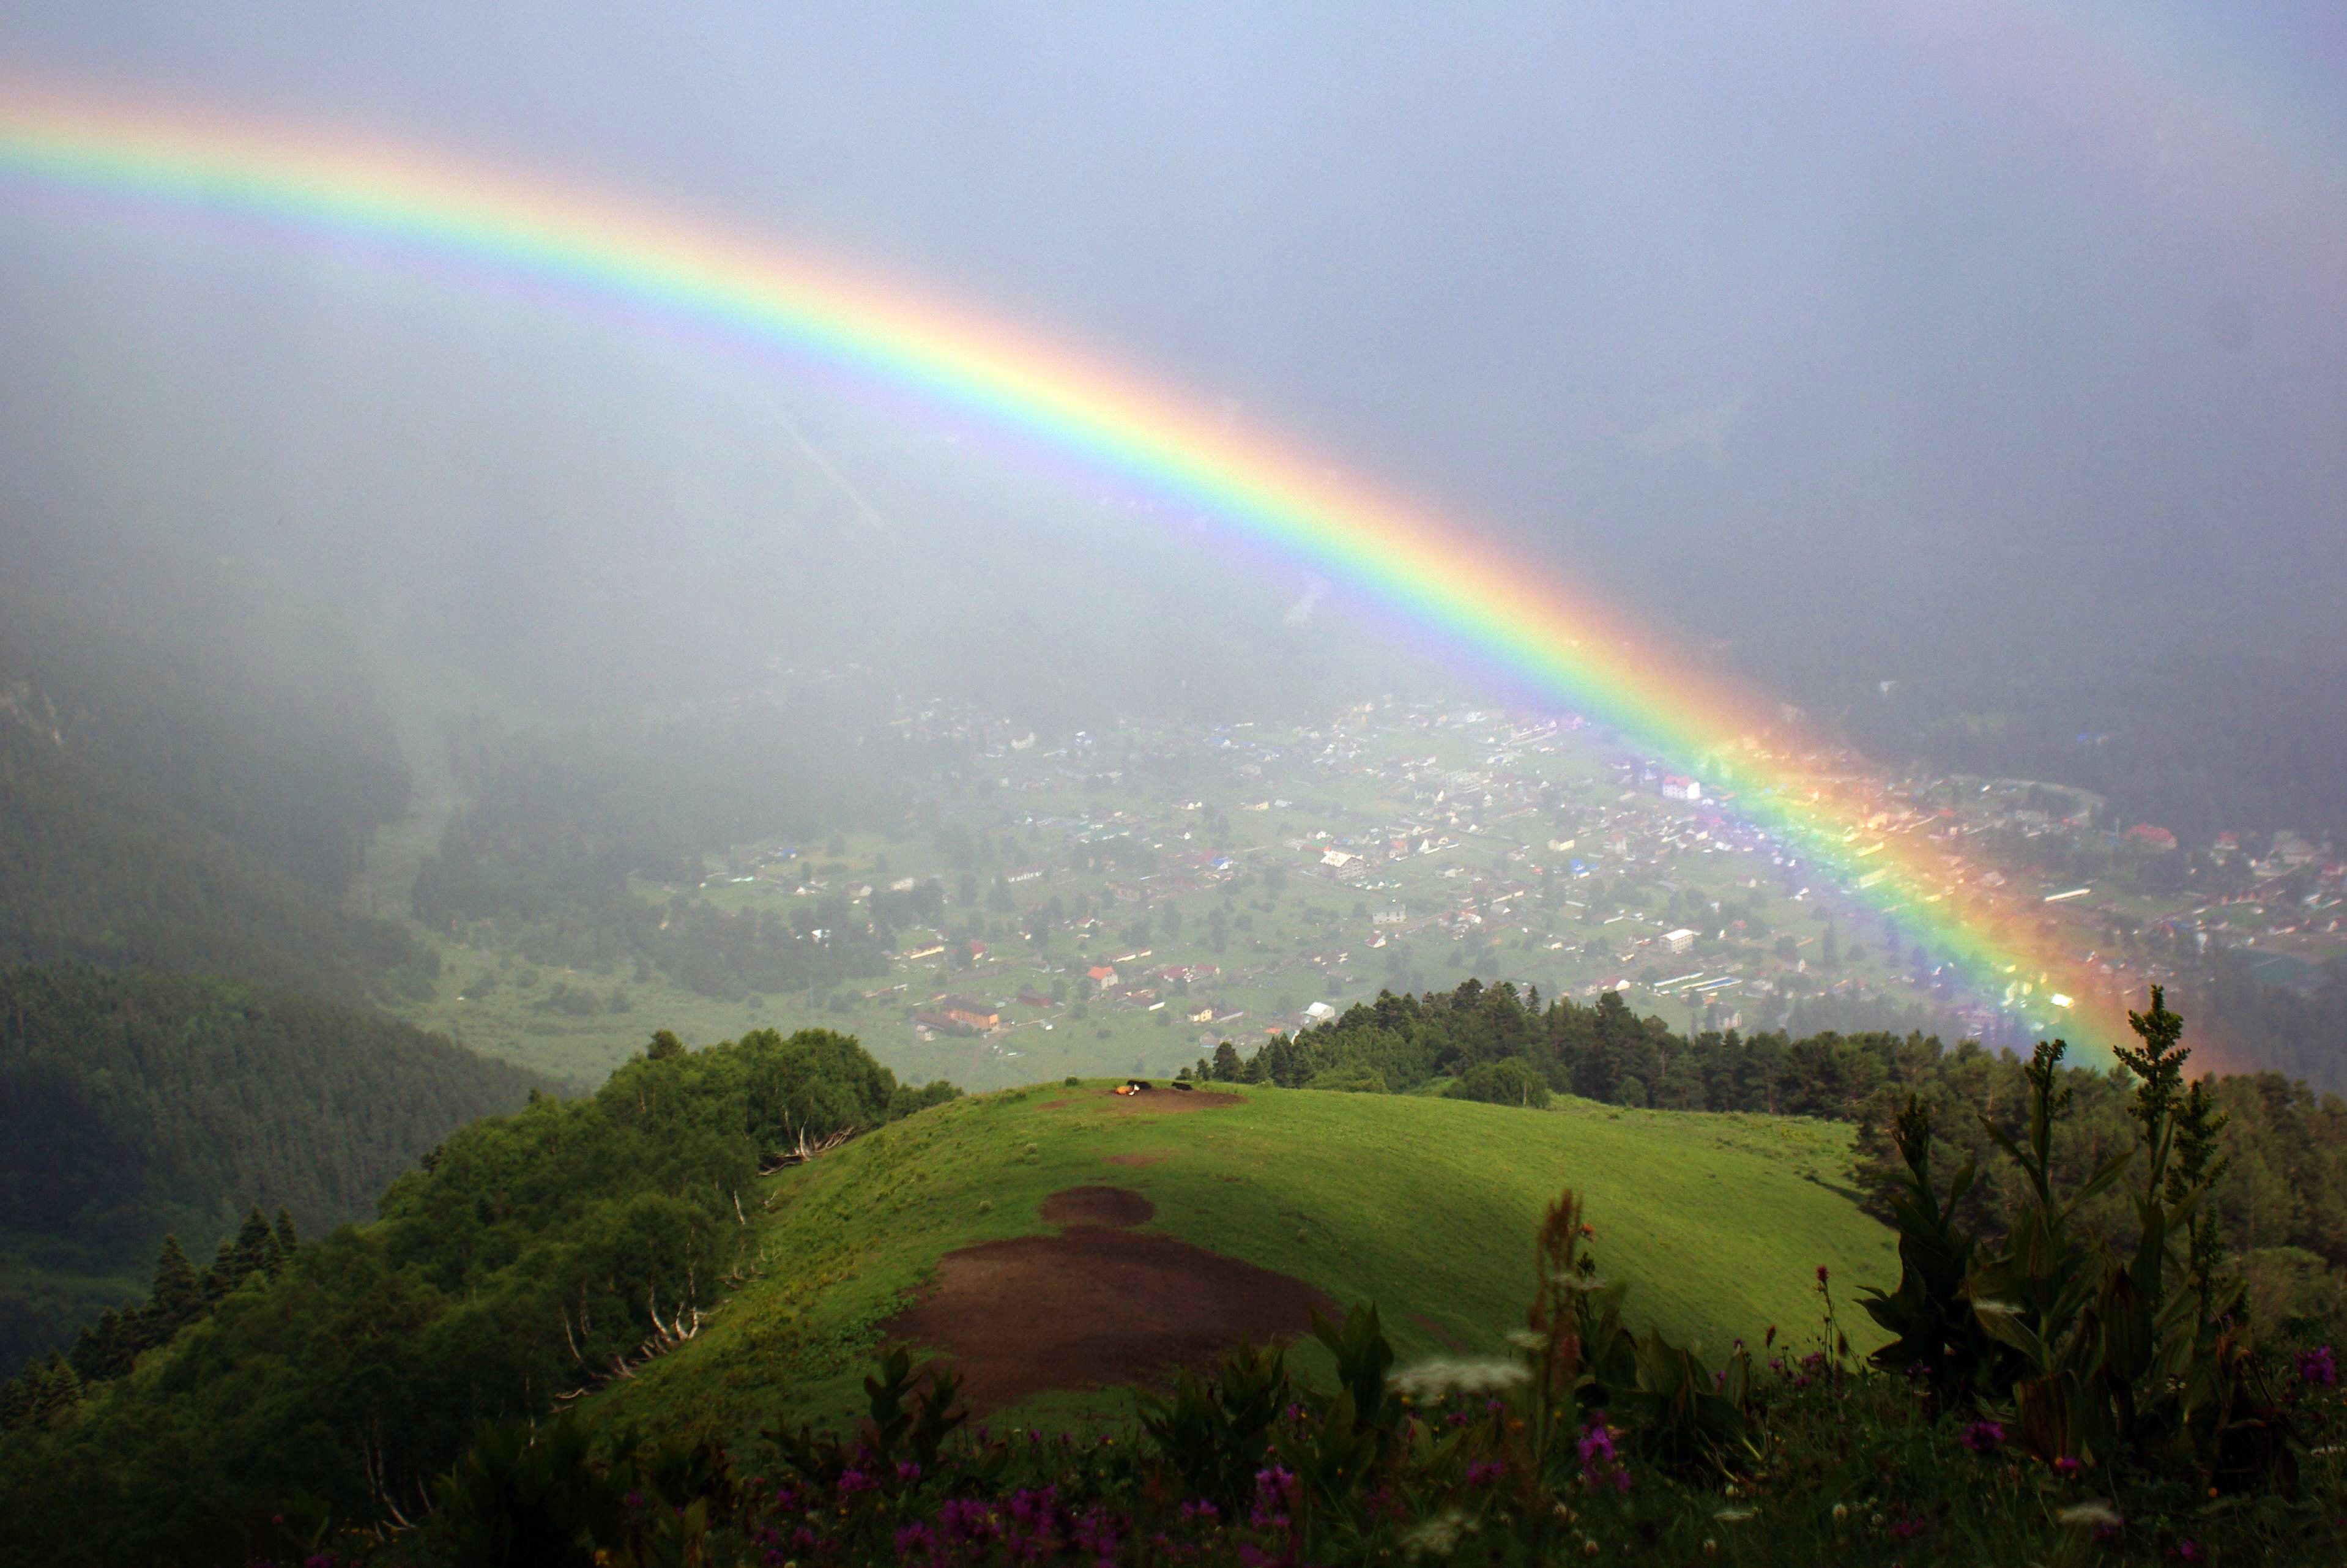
xmin=4 ymin=1 xmax=2343 ymax=700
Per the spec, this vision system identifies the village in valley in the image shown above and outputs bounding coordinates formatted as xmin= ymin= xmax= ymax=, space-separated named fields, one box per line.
xmin=403 ymin=697 xmax=2347 ymax=1088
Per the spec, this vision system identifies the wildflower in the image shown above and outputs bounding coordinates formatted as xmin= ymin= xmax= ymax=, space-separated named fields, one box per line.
xmin=1816 ymin=1265 xmax=1829 ymax=1285
xmin=837 ymin=1469 xmax=877 ymax=1495
xmin=893 ymin=1523 xmax=938 ymax=1560
xmin=2178 ymin=1540 xmax=2203 ymax=1562
xmin=2052 ymin=1456 xmax=2081 ymax=1477
xmin=1959 ymin=1419 xmax=2006 ymax=1454
xmin=2055 ymin=1500 xmax=2122 ymax=1529
xmin=937 ymin=1498 xmax=1001 ymax=1544
xmin=1831 ymin=1503 xmax=1848 ymax=1522
xmin=1701 ymin=1540 xmax=1718 ymax=1557
xmin=1466 ymin=1459 xmax=1506 ymax=1487
xmin=1392 ymin=1359 xmax=1531 ymax=1399
xmin=896 ymin=1460 xmax=922 ymax=1484
xmin=2296 ymin=1346 xmax=2338 ymax=1387
xmin=1583 ymin=1540 xmax=1600 ymax=1556
xmin=1250 ymin=1465 xmax=1300 ymax=1529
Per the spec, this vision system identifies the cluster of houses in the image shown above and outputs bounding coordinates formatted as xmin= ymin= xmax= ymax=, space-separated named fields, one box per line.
xmin=852 ymin=696 xmax=2341 ymax=1058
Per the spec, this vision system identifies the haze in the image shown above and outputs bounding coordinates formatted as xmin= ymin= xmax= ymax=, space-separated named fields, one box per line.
xmin=3 ymin=2 xmax=2343 ymax=745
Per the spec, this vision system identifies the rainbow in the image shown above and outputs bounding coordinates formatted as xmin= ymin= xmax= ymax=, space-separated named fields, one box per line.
xmin=0 ymin=82 xmax=2146 ymax=1058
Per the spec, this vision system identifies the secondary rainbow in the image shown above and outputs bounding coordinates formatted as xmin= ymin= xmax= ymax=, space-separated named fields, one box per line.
xmin=0 ymin=84 xmax=2140 ymax=1057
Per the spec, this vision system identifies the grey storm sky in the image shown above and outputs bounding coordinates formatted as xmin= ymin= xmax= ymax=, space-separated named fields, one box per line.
xmin=3 ymin=0 xmax=2344 ymax=677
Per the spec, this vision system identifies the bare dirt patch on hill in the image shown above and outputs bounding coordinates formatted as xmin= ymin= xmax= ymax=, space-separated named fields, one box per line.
xmin=882 ymin=1184 xmax=1331 ymax=1412
xmin=1041 ymin=1087 xmax=1240 ymax=1115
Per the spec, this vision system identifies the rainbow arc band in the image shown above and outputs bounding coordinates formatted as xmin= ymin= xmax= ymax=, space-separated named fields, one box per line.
xmin=1 ymin=83 xmax=2154 ymax=1058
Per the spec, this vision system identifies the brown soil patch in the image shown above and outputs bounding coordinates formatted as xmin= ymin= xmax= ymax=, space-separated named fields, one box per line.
xmin=1095 ymin=1088 xmax=1240 ymax=1113
xmin=883 ymin=1224 xmax=1335 ymax=1413
xmin=1103 ymin=1151 xmax=1167 ymax=1168
xmin=1039 ymin=1184 xmax=1155 ymax=1229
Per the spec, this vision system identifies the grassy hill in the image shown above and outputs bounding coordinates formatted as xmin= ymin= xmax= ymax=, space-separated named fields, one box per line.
xmin=588 ymin=1080 xmax=1896 ymax=1440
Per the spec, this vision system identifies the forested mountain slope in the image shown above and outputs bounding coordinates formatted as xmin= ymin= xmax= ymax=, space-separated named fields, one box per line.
xmin=0 ymin=662 xmax=436 ymax=1006
xmin=0 ymin=964 xmax=552 ymax=1376
xmin=0 ymin=1025 xmax=950 ymax=1566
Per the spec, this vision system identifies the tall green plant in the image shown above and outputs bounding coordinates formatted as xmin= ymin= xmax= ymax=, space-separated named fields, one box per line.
xmin=1856 ymin=1093 xmax=1992 ymax=1413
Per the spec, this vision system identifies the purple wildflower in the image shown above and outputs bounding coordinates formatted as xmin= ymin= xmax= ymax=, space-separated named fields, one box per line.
xmin=1250 ymin=1465 xmax=1299 ymax=1529
xmin=1960 ymin=1420 xmax=2006 ymax=1455
xmin=2296 ymin=1346 xmax=2338 ymax=1387
xmin=1467 ymin=1460 xmax=1506 ymax=1487
xmin=838 ymin=1468 xmax=879 ymax=1495
xmin=896 ymin=1460 xmax=923 ymax=1485
xmin=1577 ymin=1418 xmax=1632 ymax=1493
xmin=938 ymin=1498 xmax=1002 ymax=1545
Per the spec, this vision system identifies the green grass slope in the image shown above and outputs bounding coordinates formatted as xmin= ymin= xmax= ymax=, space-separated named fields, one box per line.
xmin=589 ymin=1082 xmax=1895 ymax=1440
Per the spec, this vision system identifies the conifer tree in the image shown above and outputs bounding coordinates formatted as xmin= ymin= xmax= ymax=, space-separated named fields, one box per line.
xmin=145 ymin=1233 xmax=204 ymax=1342
xmin=69 ymin=1306 xmax=133 ymax=1382
xmin=37 ymin=1353 xmax=80 ymax=1423
xmin=203 ymin=1237 xmax=242 ymax=1304
xmin=232 ymin=1204 xmax=273 ymax=1279
xmin=0 ymin=1365 xmax=30 ymax=1432
xmin=273 ymin=1205 xmax=300 ymax=1260
xmin=1211 ymin=1039 xmax=1241 ymax=1082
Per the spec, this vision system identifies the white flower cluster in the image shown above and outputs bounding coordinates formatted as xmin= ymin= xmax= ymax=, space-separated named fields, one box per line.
xmin=1391 ymin=1358 xmax=1531 ymax=1399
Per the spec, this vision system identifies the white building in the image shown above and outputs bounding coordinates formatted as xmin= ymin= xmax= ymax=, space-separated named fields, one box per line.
xmin=1663 ymin=927 xmax=1698 ymax=954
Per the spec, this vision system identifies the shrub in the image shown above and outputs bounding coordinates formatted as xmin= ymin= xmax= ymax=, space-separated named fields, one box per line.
xmin=1443 ymin=1057 xmax=1551 ymax=1109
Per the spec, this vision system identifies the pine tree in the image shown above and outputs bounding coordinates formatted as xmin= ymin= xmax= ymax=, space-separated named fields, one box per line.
xmin=21 ymin=1353 xmax=80 ymax=1427
xmin=1211 ymin=1039 xmax=1241 ymax=1082
xmin=43 ymin=1354 xmax=80 ymax=1422
xmin=203 ymin=1237 xmax=241 ymax=1304
xmin=69 ymin=1306 xmax=133 ymax=1383
xmin=273 ymin=1205 xmax=300 ymax=1260
xmin=0 ymin=1367 xmax=30 ymax=1432
xmin=232 ymin=1204 xmax=273 ymax=1279
xmin=145 ymin=1233 xmax=204 ymax=1343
